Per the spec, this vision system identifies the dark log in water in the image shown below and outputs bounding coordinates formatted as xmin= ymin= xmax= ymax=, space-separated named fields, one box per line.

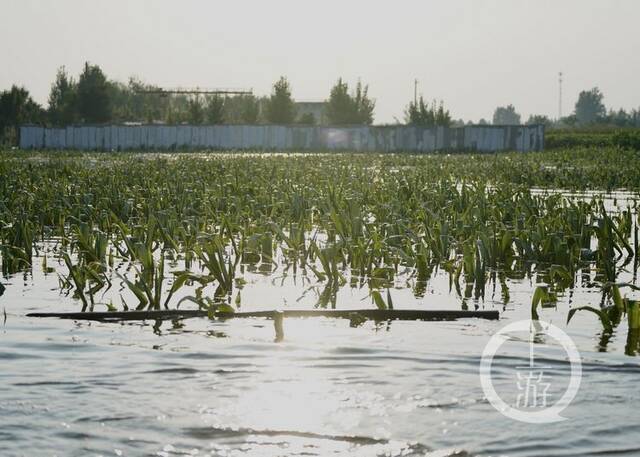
xmin=26 ymin=309 xmax=499 ymax=322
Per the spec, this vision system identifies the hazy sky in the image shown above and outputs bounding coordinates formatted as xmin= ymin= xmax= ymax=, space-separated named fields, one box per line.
xmin=2 ymin=0 xmax=639 ymax=123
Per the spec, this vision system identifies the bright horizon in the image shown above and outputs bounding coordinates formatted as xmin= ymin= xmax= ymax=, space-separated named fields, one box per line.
xmin=2 ymin=0 xmax=639 ymax=123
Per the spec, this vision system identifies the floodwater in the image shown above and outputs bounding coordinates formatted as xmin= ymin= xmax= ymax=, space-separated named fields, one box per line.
xmin=2 ymin=196 xmax=640 ymax=456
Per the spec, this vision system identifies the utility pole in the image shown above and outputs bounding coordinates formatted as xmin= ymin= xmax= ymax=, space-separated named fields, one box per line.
xmin=558 ymin=72 xmax=563 ymax=120
xmin=414 ymin=78 xmax=418 ymax=105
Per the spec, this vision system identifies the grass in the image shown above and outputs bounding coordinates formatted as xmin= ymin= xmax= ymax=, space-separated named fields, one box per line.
xmin=0 ymin=147 xmax=639 ymax=350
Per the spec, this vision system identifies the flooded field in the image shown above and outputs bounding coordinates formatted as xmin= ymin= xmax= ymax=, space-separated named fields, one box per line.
xmin=2 ymin=149 xmax=640 ymax=456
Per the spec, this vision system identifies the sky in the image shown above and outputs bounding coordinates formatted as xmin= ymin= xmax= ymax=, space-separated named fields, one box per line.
xmin=1 ymin=0 xmax=639 ymax=124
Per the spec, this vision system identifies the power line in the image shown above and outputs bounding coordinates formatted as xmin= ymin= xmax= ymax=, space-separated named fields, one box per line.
xmin=134 ymin=87 xmax=253 ymax=96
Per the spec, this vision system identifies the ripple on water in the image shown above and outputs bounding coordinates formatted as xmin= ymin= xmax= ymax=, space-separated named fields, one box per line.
xmin=171 ymin=426 xmax=444 ymax=457
xmin=2 ymin=290 xmax=640 ymax=456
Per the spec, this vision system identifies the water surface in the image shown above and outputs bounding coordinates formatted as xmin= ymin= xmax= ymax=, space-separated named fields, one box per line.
xmin=2 ymin=252 xmax=640 ymax=456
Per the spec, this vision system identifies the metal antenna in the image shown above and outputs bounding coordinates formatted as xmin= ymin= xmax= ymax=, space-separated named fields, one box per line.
xmin=558 ymin=72 xmax=563 ymax=120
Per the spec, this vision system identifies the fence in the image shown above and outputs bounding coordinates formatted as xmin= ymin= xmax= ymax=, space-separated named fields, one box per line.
xmin=19 ymin=124 xmax=544 ymax=152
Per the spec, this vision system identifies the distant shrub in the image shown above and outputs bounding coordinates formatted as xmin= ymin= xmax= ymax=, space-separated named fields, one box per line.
xmin=545 ymin=131 xmax=612 ymax=149
xmin=612 ymin=130 xmax=640 ymax=150
xmin=546 ymin=128 xmax=640 ymax=150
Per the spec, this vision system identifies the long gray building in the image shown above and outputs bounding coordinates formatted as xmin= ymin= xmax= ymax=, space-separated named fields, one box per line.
xmin=19 ymin=124 xmax=544 ymax=152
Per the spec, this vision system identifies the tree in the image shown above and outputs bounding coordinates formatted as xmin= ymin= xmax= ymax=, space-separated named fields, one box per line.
xmin=526 ymin=114 xmax=552 ymax=127
xmin=187 ymin=97 xmax=205 ymax=124
xmin=240 ymin=95 xmax=260 ymax=123
xmin=0 ymin=85 xmax=44 ymax=144
xmin=165 ymin=93 xmax=191 ymax=124
xmin=493 ymin=105 xmax=521 ymax=125
xmin=325 ymin=78 xmax=351 ymax=124
xmin=48 ymin=66 xmax=77 ymax=126
xmin=352 ymin=81 xmax=375 ymax=124
xmin=297 ymin=113 xmax=316 ymax=124
xmin=107 ymin=81 xmax=132 ymax=121
xmin=325 ymin=78 xmax=375 ymax=125
xmin=76 ymin=62 xmax=112 ymax=123
xmin=221 ymin=95 xmax=261 ymax=124
xmin=574 ymin=87 xmax=605 ymax=125
xmin=603 ymin=108 xmax=633 ymax=127
xmin=108 ymin=77 xmax=170 ymax=123
xmin=265 ymin=77 xmax=296 ymax=124
xmin=437 ymin=103 xmax=452 ymax=126
xmin=405 ymin=96 xmax=451 ymax=127
xmin=558 ymin=114 xmax=578 ymax=127
xmin=205 ymin=95 xmax=225 ymax=124
xmin=406 ymin=98 xmax=423 ymax=125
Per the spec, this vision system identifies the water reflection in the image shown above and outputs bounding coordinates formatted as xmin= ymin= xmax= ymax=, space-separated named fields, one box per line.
xmin=2 ymin=284 xmax=640 ymax=456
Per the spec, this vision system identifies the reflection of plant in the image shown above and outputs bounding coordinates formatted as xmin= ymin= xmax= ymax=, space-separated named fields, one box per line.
xmin=370 ymin=289 xmax=393 ymax=310
xmin=309 ymin=241 xmax=344 ymax=285
xmin=177 ymin=287 xmax=235 ymax=316
xmin=567 ymin=306 xmax=613 ymax=333
xmin=117 ymin=251 xmax=165 ymax=310
xmin=59 ymin=252 xmax=109 ymax=312
xmin=531 ymin=285 xmax=558 ymax=320
xmin=567 ymin=283 xmax=640 ymax=355
xmin=1 ymin=216 xmax=33 ymax=275
xmin=308 ymin=241 xmax=346 ymax=308
xmin=0 ymin=149 xmax=639 ymax=347
xmin=195 ymin=237 xmax=237 ymax=300
xmin=595 ymin=207 xmax=633 ymax=283
xmin=627 ymin=300 xmax=640 ymax=355
xmin=71 ymin=222 xmax=108 ymax=264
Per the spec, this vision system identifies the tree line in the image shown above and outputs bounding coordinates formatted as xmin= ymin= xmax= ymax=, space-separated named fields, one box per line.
xmin=2 ymin=62 xmax=638 ymax=145
xmin=0 ymin=63 xmax=456 ymax=145
xmin=491 ymin=87 xmax=640 ymax=128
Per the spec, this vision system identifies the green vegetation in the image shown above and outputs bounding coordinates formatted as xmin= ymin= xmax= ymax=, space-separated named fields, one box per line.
xmin=76 ymin=63 xmax=112 ymax=123
xmin=493 ymin=104 xmax=521 ymax=125
xmin=0 ymin=86 xmax=45 ymax=145
xmin=546 ymin=129 xmax=640 ymax=150
xmin=405 ymin=96 xmax=451 ymax=127
xmin=3 ymin=61 xmax=639 ymax=150
xmin=1 ymin=147 xmax=640 ymax=352
xmin=575 ymin=87 xmax=606 ymax=125
xmin=265 ymin=77 xmax=297 ymax=124
xmin=498 ymin=87 xmax=639 ymax=130
xmin=325 ymin=78 xmax=375 ymax=125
